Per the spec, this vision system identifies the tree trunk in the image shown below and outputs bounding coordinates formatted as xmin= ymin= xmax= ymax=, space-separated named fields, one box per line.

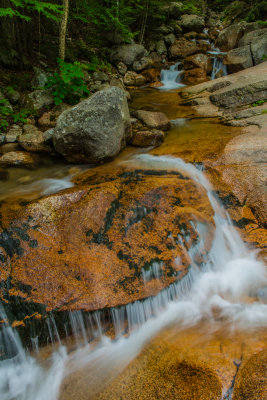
xmin=59 ymin=0 xmax=69 ymax=60
xmin=139 ymin=2 xmax=148 ymax=45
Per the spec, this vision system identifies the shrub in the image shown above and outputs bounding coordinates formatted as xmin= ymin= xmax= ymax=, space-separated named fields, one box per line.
xmin=45 ymin=59 xmax=90 ymax=105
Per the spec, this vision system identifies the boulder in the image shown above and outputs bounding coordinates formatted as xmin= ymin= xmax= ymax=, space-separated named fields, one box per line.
xmin=92 ymin=71 xmax=109 ymax=82
xmin=31 ymin=68 xmax=49 ymax=88
xmin=183 ymin=53 xmax=212 ymax=72
xmin=238 ymin=28 xmax=267 ymax=47
xmin=141 ymin=68 xmax=161 ymax=83
xmin=180 ymin=15 xmax=205 ymax=33
xmin=168 ymin=20 xmax=183 ymax=35
xmin=169 ymin=38 xmax=199 ymax=59
xmin=210 ymin=75 xmax=267 ymax=108
xmin=232 ymin=350 xmax=267 ymax=400
xmin=0 ymin=166 xmax=214 ymax=312
xmin=18 ymin=125 xmax=52 ymax=153
xmin=251 ymin=31 xmax=267 ymax=65
xmin=164 ymin=33 xmax=176 ymax=46
xmin=154 ymin=24 xmax=174 ymax=35
xmin=5 ymin=125 xmax=22 ymax=143
xmin=131 ymin=129 xmax=164 ymax=147
xmin=184 ymin=68 xmax=208 ymax=84
xmin=133 ymin=56 xmax=153 ymax=72
xmin=155 ymin=40 xmax=167 ymax=55
xmin=124 ymin=71 xmax=147 ymax=86
xmin=0 ymin=151 xmax=40 ymax=169
xmin=109 ymin=77 xmax=131 ymax=100
xmin=117 ymin=62 xmax=127 ymax=75
xmin=110 ymin=44 xmax=147 ymax=67
xmin=215 ymin=23 xmax=246 ymax=51
xmin=224 ymin=46 xmax=253 ymax=73
xmin=53 ymin=87 xmax=131 ymax=163
xmin=23 ymin=89 xmax=54 ymax=111
xmin=135 ymin=110 xmax=170 ymax=131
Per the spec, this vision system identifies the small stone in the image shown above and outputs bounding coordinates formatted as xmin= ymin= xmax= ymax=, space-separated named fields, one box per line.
xmin=131 ymin=129 xmax=164 ymax=147
xmin=93 ymin=71 xmax=109 ymax=82
xmin=135 ymin=110 xmax=170 ymax=131
xmin=0 ymin=151 xmax=40 ymax=169
xmin=117 ymin=62 xmax=127 ymax=75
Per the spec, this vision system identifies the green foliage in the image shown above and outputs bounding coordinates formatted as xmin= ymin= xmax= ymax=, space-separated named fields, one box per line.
xmin=0 ymin=0 xmax=62 ymax=21
xmin=251 ymin=99 xmax=267 ymax=107
xmin=46 ymin=59 xmax=90 ymax=105
xmin=0 ymin=98 xmax=30 ymax=132
xmin=180 ymin=1 xmax=201 ymax=15
xmin=245 ymin=1 xmax=267 ymax=22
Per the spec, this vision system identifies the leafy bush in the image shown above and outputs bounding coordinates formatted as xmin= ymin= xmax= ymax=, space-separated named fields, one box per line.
xmin=245 ymin=1 xmax=267 ymax=22
xmin=0 ymin=98 xmax=30 ymax=132
xmin=45 ymin=59 xmax=90 ymax=105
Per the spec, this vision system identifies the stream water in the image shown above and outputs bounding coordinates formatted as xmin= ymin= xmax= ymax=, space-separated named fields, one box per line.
xmin=0 ymin=67 xmax=266 ymax=400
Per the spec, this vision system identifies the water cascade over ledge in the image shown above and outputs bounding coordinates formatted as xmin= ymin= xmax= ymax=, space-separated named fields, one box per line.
xmin=0 ymin=154 xmax=266 ymax=400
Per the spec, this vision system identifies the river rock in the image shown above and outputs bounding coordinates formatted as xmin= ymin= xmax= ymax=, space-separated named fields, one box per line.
xmin=224 ymin=46 xmax=253 ymax=73
xmin=164 ymin=33 xmax=176 ymax=46
xmin=251 ymin=31 xmax=267 ymax=65
xmin=155 ymin=40 xmax=167 ymax=55
xmin=0 ymin=151 xmax=40 ymax=169
xmin=124 ymin=71 xmax=147 ymax=86
xmin=135 ymin=110 xmax=170 ymax=131
xmin=180 ymin=15 xmax=205 ymax=33
xmin=232 ymin=350 xmax=267 ymax=399
xmin=183 ymin=53 xmax=212 ymax=72
xmin=215 ymin=23 xmax=246 ymax=51
xmin=31 ymin=68 xmax=49 ymax=88
xmin=141 ymin=68 xmax=161 ymax=83
xmin=5 ymin=125 xmax=22 ymax=143
xmin=238 ymin=28 xmax=267 ymax=47
xmin=23 ymin=89 xmax=54 ymax=111
xmin=18 ymin=125 xmax=52 ymax=153
xmin=0 ymin=166 xmax=214 ymax=312
xmin=53 ymin=87 xmax=131 ymax=163
xmin=133 ymin=56 xmax=153 ymax=72
xmin=154 ymin=24 xmax=174 ymax=35
xmin=169 ymin=39 xmax=199 ymax=59
xmin=131 ymin=129 xmax=164 ymax=147
xmin=117 ymin=62 xmax=127 ymax=75
xmin=93 ymin=71 xmax=109 ymax=82
xmin=184 ymin=68 xmax=208 ymax=84
xmin=110 ymin=44 xmax=147 ymax=67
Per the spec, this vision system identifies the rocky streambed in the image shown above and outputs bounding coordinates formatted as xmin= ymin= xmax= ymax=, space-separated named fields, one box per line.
xmin=0 ymin=55 xmax=267 ymax=400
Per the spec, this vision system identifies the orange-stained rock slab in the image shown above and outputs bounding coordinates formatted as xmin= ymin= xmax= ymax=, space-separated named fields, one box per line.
xmin=0 ymin=167 xmax=214 ymax=312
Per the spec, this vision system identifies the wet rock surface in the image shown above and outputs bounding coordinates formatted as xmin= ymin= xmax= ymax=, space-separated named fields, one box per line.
xmin=0 ymin=166 xmax=214 ymax=313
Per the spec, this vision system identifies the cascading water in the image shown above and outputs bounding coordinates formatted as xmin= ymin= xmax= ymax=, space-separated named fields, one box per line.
xmin=1 ymin=155 xmax=267 ymax=400
xmin=159 ymin=62 xmax=185 ymax=90
xmin=210 ymin=51 xmax=228 ymax=80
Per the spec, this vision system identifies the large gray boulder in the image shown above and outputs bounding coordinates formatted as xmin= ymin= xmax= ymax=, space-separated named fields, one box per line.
xmin=238 ymin=28 xmax=267 ymax=47
xmin=23 ymin=89 xmax=54 ymax=111
xmin=53 ymin=87 xmax=132 ymax=164
xmin=251 ymin=32 xmax=267 ymax=65
xmin=180 ymin=15 xmax=205 ymax=33
xmin=110 ymin=44 xmax=147 ymax=67
xmin=215 ymin=23 xmax=246 ymax=51
xmin=224 ymin=46 xmax=253 ymax=73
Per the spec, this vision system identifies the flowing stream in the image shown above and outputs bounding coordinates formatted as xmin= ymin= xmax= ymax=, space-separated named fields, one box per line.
xmin=0 ymin=62 xmax=266 ymax=398
xmin=1 ymin=152 xmax=266 ymax=399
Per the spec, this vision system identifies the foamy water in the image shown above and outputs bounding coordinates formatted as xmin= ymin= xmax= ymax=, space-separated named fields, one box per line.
xmin=0 ymin=155 xmax=266 ymax=400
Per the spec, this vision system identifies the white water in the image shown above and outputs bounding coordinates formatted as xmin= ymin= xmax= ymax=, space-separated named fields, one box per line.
xmin=159 ymin=62 xmax=185 ymax=90
xmin=1 ymin=155 xmax=267 ymax=400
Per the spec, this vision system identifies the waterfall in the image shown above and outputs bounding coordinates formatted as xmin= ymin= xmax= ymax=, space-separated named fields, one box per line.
xmin=1 ymin=155 xmax=266 ymax=400
xmin=210 ymin=52 xmax=228 ymax=80
xmin=159 ymin=62 xmax=185 ymax=90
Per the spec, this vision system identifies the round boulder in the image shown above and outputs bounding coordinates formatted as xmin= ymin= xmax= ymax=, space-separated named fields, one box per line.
xmin=180 ymin=15 xmax=205 ymax=33
xmin=53 ymin=87 xmax=131 ymax=163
